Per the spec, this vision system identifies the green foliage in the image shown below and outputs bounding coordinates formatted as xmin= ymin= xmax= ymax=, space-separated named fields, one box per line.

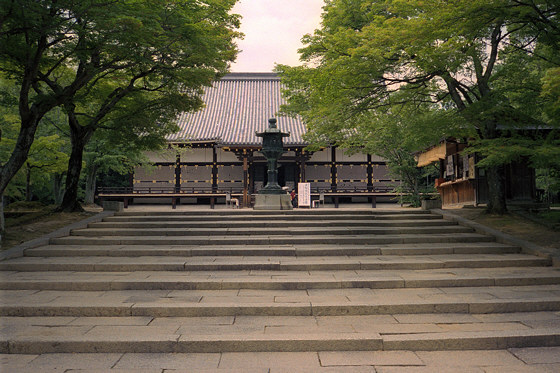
xmin=538 ymin=210 xmax=560 ymax=225
xmin=467 ymin=132 xmax=560 ymax=170
xmin=541 ymin=67 xmax=560 ymax=126
xmin=536 ymin=168 xmax=560 ymax=203
xmin=1 ymin=77 xmax=70 ymax=202
xmin=26 ymin=135 xmax=69 ymax=174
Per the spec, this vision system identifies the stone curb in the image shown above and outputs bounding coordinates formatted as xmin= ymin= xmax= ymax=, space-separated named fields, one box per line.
xmin=431 ymin=209 xmax=560 ymax=267
xmin=0 ymin=210 xmax=115 ymax=262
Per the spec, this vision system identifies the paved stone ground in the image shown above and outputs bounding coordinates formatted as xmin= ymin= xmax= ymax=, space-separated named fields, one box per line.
xmin=1 ymin=204 xmax=559 ymax=372
xmin=2 ymin=348 xmax=560 ymax=372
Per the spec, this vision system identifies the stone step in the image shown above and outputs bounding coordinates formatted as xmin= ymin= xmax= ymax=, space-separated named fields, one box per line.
xmin=2 ymin=267 xmax=559 ymax=291
xmin=104 ymin=213 xmax=442 ymax=222
xmin=1 ymin=320 xmax=559 ymax=353
xmin=114 ymin=210 xmax=433 ymax=217
xmin=70 ymin=225 xmax=473 ymax=237
xmin=51 ymin=232 xmax=494 ymax=246
xmin=1 ymin=285 xmax=560 ymax=317
xmin=2 ymin=349 xmax=560 ymax=371
xmin=89 ymin=218 xmax=456 ymax=229
xmin=0 ymin=254 xmax=548 ymax=272
xmin=25 ymin=242 xmax=521 ymax=258
xmin=383 ymin=329 xmax=560 ymax=351
xmin=2 ymin=207 xmax=557 ymax=359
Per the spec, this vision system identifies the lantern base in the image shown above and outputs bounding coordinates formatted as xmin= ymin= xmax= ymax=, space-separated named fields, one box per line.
xmin=253 ymin=194 xmax=293 ymax=211
xmin=259 ymin=183 xmax=286 ymax=194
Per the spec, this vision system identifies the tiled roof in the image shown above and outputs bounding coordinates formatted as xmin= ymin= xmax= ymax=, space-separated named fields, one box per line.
xmin=167 ymin=73 xmax=306 ymax=146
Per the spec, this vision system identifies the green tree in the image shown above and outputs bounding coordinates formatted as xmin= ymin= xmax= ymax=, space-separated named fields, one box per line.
xmin=23 ymin=134 xmax=68 ymax=202
xmin=278 ymin=0 xmax=560 ymax=214
xmin=81 ymin=119 xmax=170 ymax=206
xmin=0 ymin=0 xmax=241 ymax=212
xmin=0 ymin=82 xmax=69 ymax=233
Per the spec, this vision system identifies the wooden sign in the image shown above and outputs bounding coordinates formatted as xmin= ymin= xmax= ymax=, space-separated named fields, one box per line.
xmin=298 ymin=182 xmax=311 ymax=207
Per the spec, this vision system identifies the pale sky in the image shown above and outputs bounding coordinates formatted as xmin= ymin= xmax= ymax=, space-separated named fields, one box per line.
xmin=230 ymin=0 xmax=324 ymax=72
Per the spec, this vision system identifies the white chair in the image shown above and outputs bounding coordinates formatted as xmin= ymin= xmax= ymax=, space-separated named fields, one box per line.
xmin=312 ymin=192 xmax=324 ymax=208
xmin=226 ymin=192 xmax=239 ymax=208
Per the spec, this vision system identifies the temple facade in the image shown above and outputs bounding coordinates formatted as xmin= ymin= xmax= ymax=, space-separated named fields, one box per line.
xmin=133 ymin=73 xmax=397 ymax=206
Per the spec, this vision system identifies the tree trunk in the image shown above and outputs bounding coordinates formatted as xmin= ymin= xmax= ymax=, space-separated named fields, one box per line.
xmin=60 ymin=136 xmax=87 ymax=212
xmin=84 ymin=163 xmax=98 ymax=205
xmin=486 ymin=164 xmax=507 ymax=214
xmin=0 ymin=194 xmax=5 ymax=245
xmin=53 ymin=174 xmax=65 ymax=205
xmin=59 ymin=103 xmax=97 ymax=212
xmin=0 ymin=116 xmax=41 ymax=197
xmin=480 ymin=120 xmax=508 ymax=215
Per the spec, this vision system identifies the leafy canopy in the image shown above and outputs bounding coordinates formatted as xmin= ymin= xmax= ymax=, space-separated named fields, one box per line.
xmin=278 ymin=0 xmax=560 ymax=212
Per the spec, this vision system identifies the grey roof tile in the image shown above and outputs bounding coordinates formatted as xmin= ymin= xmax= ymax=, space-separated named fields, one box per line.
xmin=167 ymin=73 xmax=305 ymax=146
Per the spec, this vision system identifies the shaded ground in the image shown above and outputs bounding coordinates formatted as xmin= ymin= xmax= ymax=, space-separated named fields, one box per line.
xmin=447 ymin=207 xmax=560 ymax=250
xmin=1 ymin=204 xmax=100 ymax=251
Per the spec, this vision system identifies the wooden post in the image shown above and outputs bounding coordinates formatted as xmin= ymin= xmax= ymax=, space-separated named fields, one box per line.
xmin=367 ymin=154 xmax=374 ymax=192
xmin=367 ymin=154 xmax=374 ymax=206
xmin=295 ymin=148 xmax=310 ymax=192
xmin=331 ymin=146 xmax=337 ymax=192
xmin=175 ymin=152 xmax=181 ymax=206
xmin=175 ymin=152 xmax=181 ymax=192
xmin=243 ymin=152 xmax=248 ymax=208
xmin=212 ymin=146 xmax=218 ymax=193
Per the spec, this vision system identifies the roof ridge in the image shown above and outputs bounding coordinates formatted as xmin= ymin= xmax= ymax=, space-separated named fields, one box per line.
xmin=223 ymin=72 xmax=279 ymax=81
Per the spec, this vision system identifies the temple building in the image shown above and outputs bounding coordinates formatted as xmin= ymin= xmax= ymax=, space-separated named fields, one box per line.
xmin=132 ymin=73 xmax=397 ymax=206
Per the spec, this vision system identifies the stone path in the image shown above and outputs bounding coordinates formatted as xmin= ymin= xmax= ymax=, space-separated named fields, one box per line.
xmin=1 ymin=208 xmax=559 ymax=371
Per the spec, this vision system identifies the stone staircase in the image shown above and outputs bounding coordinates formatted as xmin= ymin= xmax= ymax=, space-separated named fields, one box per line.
xmin=1 ymin=209 xmax=560 ymax=355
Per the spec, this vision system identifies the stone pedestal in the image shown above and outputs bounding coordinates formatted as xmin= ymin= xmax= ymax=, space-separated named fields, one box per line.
xmin=421 ymin=199 xmax=442 ymax=210
xmin=253 ymin=194 xmax=293 ymax=211
xmin=103 ymin=201 xmax=124 ymax=212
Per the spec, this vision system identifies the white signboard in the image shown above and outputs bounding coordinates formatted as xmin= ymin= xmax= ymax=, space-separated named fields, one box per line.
xmin=298 ymin=182 xmax=311 ymax=207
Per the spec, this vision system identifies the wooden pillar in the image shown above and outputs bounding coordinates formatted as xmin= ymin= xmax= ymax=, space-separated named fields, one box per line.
xmin=249 ymin=161 xmax=255 ymax=194
xmin=331 ymin=146 xmax=337 ymax=192
xmin=175 ymin=152 xmax=181 ymax=192
xmin=301 ymin=150 xmax=308 ymax=183
xmin=234 ymin=149 xmax=253 ymax=208
xmin=212 ymin=146 xmax=218 ymax=192
xmin=367 ymin=154 xmax=374 ymax=192
xmin=174 ymin=152 xmax=181 ymax=207
xmin=243 ymin=153 xmax=249 ymax=208
xmin=295 ymin=150 xmax=301 ymax=186
xmin=295 ymin=149 xmax=312 ymax=192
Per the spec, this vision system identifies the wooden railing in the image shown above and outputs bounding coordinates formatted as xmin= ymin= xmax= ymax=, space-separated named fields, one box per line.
xmin=96 ymin=186 xmax=245 ymax=194
xmin=96 ymin=186 xmax=407 ymax=209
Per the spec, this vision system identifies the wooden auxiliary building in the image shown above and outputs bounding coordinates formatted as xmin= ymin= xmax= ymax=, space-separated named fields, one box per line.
xmin=416 ymin=139 xmax=536 ymax=207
